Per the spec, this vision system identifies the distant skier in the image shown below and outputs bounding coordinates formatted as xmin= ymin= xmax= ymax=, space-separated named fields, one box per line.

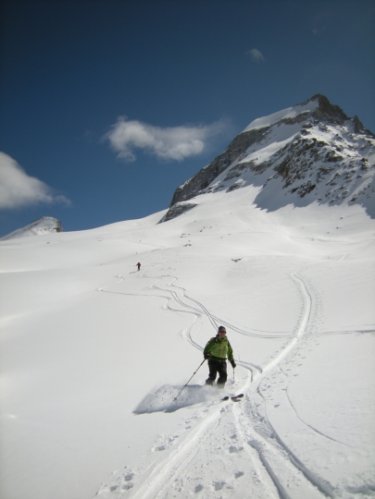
xmin=136 ymin=262 xmax=141 ymax=271
xmin=203 ymin=325 xmax=236 ymax=388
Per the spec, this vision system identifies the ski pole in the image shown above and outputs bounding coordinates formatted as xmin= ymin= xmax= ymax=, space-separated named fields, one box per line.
xmin=173 ymin=359 xmax=206 ymax=401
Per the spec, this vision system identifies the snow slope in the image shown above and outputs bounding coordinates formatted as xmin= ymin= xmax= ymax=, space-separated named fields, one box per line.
xmin=1 ymin=186 xmax=375 ymax=499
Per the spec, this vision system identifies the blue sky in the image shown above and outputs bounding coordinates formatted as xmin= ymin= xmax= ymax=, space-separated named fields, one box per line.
xmin=0 ymin=0 xmax=374 ymax=236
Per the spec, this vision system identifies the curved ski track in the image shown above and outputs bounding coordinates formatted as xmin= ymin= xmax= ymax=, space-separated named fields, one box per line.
xmin=96 ymin=273 xmax=339 ymax=499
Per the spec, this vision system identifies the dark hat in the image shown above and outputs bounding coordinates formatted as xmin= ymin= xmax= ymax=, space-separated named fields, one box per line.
xmin=218 ymin=325 xmax=226 ymax=332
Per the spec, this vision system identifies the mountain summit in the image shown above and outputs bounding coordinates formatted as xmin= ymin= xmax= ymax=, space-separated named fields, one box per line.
xmin=161 ymin=95 xmax=375 ymax=221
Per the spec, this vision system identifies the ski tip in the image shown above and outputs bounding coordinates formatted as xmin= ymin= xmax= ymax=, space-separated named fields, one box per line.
xmin=222 ymin=393 xmax=244 ymax=402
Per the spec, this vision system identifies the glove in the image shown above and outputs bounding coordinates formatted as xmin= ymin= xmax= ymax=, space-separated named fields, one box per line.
xmin=204 ymin=353 xmax=209 ymax=360
xmin=231 ymin=361 xmax=236 ymax=368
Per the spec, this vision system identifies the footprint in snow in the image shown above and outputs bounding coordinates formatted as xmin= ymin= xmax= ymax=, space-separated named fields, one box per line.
xmin=194 ymin=484 xmax=204 ymax=493
xmin=213 ymin=481 xmax=226 ymax=491
xmin=122 ymin=483 xmax=134 ymax=491
xmin=229 ymin=445 xmax=244 ymax=453
xmin=96 ymin=469 xmax=135 ymax=496
xmin=120 ymin=469 xmax=135 ymax=491
xmin=152 ymin=444 xmax=166 ymax=452
xmin=152 ymin=434 xmax=179 ymax=452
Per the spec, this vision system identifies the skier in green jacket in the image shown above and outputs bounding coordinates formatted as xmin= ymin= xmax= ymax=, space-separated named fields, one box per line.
xmin=203 ymin=325 xmax=236 ymax=387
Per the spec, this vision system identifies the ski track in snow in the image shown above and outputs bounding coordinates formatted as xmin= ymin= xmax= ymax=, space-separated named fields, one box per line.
xmin=231 ymin=274 xmax=338 ymax=499
xmin=95 ymin=270 xmax=354 ymax=499
xmin=283 ymin=386 xmax=353 ymax=448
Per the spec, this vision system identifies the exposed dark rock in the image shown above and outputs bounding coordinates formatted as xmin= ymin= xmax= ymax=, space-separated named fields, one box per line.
xmin=160 ymin=94 xmax=375 ymax=222
xmin=309 ymin=94 xmax=348 ymax=124
xmin=159 ymin=203 xmax=197 ymax=223
xmin=169 ymin=128 xmax=268 ymax=207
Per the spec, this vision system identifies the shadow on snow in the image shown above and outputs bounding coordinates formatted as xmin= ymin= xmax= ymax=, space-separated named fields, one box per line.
xmin=133 ymin=384 xmax=220 ymax=414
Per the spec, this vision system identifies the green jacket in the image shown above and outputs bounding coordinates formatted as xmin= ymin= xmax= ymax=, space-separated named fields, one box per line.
xmin=204 ymin=336 xmax=234 ymax=363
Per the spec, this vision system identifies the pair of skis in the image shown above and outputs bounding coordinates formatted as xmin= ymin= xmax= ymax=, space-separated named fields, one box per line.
xmin=222 ymin=393 xmax=244 ymax=402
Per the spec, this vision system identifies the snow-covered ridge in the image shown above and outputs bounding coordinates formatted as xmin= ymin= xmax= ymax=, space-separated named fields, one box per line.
xmin=243 ymin=98 xmax=320 ymax=132
xmin=1 ymin=216 xmax=62 ymax=240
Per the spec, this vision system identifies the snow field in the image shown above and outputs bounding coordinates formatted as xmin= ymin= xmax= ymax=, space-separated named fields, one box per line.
xmin=1 ymin=187 xmax=375 ymax=499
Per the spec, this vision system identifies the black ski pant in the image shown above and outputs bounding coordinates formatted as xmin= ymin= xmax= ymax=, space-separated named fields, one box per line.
xmin=206 ymin=358 xmax=227 ymax=387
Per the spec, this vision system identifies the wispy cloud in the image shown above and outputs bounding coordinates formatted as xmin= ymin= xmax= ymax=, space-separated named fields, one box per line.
xmin=0 ymin=152 xmax=69 ymax=209
xmin=105 ymin=117 xmax=227 ymax=162
xmin=247 ymin=48 xmax=265 ymax=63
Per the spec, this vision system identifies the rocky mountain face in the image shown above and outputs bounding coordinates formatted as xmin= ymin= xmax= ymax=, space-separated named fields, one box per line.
xmin=1 ymin=217 xmax=63 ymax=240
xmin=161 ymin=95 xmax=375 ymax=222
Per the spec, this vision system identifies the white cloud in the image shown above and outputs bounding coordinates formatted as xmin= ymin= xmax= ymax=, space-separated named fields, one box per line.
xmin=0 ymin=152 xmax=69 ymax=209
xmin=105 ymin=117 xmax=227 ymax=162
xmin=247 ymin=48 xmax=265 ymax=63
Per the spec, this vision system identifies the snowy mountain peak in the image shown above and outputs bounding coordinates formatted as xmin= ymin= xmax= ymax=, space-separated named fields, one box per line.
xmin=162 ymin=95 xmax=375 ymax=222
xmin=1 ymin=216 xmax=63 ymax=240
xmin=243 ymin=95 xmax=320 ymax=132
xmin=244 ymin=94 xmax=363 ymax=133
